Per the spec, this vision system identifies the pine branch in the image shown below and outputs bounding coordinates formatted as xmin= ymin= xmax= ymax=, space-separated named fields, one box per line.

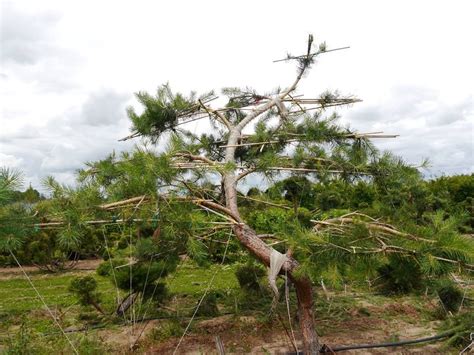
xmin=273 ymin=46 xmax=351 ymax=62
xmin=174 ymin=152 xmax=218 ymax=166
xmin=311 ymin=215 xmax=435 ymax=243
xmin=198 ymin=99 xmax=233 ymax=130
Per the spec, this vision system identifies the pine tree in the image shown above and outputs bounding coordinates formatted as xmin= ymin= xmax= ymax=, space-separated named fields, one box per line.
xmin=114 ymin=35 xmax=396 ymax=353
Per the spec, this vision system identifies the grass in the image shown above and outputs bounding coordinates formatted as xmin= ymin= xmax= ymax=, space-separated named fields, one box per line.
xmin=0 ymin=261 xmax=240 ymax=335
xmin=0 ymin=272 xmax=114 ymax=313
xmin=0 ymin=260 xmax=471 ymax=354
xmin=167 ymin=263 xmax=239 ymax=295
xmin=0 ymin=261 xmax=241 ymax=353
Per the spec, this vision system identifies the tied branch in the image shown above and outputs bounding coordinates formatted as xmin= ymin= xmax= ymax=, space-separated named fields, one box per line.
xmin=311 ymin=212 xmax=474 ymax=270
xmin=198 ymin=99 xmax=233 ymax=130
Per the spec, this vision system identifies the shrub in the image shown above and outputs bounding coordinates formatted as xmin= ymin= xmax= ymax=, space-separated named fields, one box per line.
xmin=96 ymin=258 xmax=127 ymax=276
xmin=375 ymin=257 xmax=423 ymax=294
xmin=235 ymin=263 xmax=266 ymax=293
xmin=436 ymin=280 xmax=464 ymax=313
xmin=69 ymin=276 xmax=104 ymax=314
xmin=114 ymin=262 xmax=170 ymax=303
xmin=150 ymin=319 xmax=183 ymax=341
xmin=195 ymin=291 xmax=220 ymax=317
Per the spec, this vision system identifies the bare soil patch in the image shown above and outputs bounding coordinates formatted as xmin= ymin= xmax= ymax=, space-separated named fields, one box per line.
xmin=0 ymin=259 xmax=102 ymax=280
xmin=143 ymin=314 xmax=446 ymax=354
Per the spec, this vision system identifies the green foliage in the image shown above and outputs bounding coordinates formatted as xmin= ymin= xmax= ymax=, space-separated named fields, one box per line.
xmin=150 ymin=319 xmax=183 ymax=341
xmin=0 ymin=167 xmax=23 ymax=205
xmin=435 ymin=280 xmax=464 ymax=313
xmin=375 ymin=257 xmax=423 ymax=295
xmin=114 ymin=260 xmax=171 ymax=303
xmin=0 ymin=203 xmax=30 ymax=252
xmin=127 ymin=84 xmax=213 ymax=142
xmin=5 ymin=320 xmax=38 ymax=355
xmin=195 ymin=291 xmax=220 ymax=317
xmin=41 ymin=177 xmax=103 ymax=250
xmin=0 ymin=167 xmax=32 ymax=252
xmin=96 ymin=258 xmax=127 ymax=276
xmin=68 ymin=276 xmax=103 ymax=312
xmin=235 ymin=263 xmax=266 ymax=293
xmin=246 ymin=207 xmax=292 ymax=235
xmin=76 ymin=335 xmax=109 ymax=355
xmin=440 ymin=312 xmax=474 ymax=349
xmin=19 ymin=231 xmax=74 ymax=271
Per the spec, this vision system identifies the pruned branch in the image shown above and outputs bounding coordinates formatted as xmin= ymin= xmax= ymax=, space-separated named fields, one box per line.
xmin=198 ymin=99 xmax=233 ymax=130
xmin=219 ymin=131 xmax=397 ymax=148
xmin=174 ymin=152 xmax=218 ymax=166
xmin=311 ymin=213 xmax=435 ymax=243
xmin=197 ymin=200 xmax=242 ymax=223
xmin=273 ymin=46 xmax=351 ymax=63
xmin=100 ymin=195 xmax=150 ymax=210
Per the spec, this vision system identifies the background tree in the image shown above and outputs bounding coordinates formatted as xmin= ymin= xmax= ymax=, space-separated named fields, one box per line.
xmin=0 ymin=168 xmax=32 ymax=253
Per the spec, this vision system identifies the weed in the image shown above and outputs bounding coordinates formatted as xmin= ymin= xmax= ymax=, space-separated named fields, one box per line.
xmin=149 ymin=319 xmax=183 ymax=341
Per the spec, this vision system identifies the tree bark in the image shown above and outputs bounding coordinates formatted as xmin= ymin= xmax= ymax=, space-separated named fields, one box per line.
xmin=88 ymin=297 xmax=105 ymax=315
xmin=291 ymin=276 xmax=320 ymax=354
xmin=116 ymin=292 xmax=138 ymax=317
xmin=230 ymin=222 xmax=320 ymax=354
xmin=224 ymin=127 xmax=320 ymax=354
xmin=218 ymin=57 xmax=321 ymax=352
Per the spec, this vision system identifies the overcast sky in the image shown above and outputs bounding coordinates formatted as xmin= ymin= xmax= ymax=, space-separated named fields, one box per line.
xmin=1 ymin=0 xmax=473 ymax=193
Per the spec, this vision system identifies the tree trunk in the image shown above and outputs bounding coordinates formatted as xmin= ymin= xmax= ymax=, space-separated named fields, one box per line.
xmin=231 ymin=223 xmax=320 ymax=353
xmin=116 ymin=292 xmax=138 ymax=317
xmin=87 ymin=297 xmax=105 ymax=315
xmin=222 ymin=93 xmax=321 ymax=352
xmin=292 ymin=276 xmax=320 ymax=354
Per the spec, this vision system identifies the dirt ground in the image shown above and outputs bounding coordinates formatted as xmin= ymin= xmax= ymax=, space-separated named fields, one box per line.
xmin=121 ymin=308 xmax=447 ymax=355
xmin=139 ymin=314 xmax=446 ymax=354
xmin=0 ymin=259 xmax=102 ymax=280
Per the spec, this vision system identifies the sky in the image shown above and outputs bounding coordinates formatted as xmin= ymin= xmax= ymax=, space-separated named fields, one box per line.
xmin=1 ymin=0 xmax=473 ymax=193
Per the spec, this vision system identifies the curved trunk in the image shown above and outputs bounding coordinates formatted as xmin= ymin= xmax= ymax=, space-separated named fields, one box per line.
xmin=224 ymin=128 xmax=320 ymax=354
xmin=230 ymin=222 xmax=319 ymax=354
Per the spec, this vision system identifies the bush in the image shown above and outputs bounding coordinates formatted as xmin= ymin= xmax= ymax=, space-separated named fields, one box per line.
xmin=117 ymin=235 xmax=129 ymax=249
xmin=235 ymin=263 xmax=266 ymax=293
xmin=96 ymin=258 xmax=127 ymax=276
xmin=69 ymin=276 xmax=104 ymax=314
xmin=436 ymin=280 xmax=464 ymax=313
xmin=195 ymin=291 xmax=220 ymax=317
xmin=114 ymin=262 xmax=170 ymax=303
xmin=150 ymin=319 xmax=183 ymax=341
xmin=376 ymin=257 xmax=423 ymax=294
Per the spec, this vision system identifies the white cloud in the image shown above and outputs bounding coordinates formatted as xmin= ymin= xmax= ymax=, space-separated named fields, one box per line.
xmin=1 ymin=0 xmax=473 ymax=192
xmin=345 ymin=88 xmax=473 ymax=175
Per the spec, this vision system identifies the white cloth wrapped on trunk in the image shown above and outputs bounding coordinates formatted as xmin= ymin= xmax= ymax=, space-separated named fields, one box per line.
xmin=268 ymin=248 xmax=289 ymax=301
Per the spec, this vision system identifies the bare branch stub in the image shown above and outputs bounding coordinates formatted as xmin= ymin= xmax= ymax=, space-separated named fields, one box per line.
xmin=273 ymin=46 xmax=351 ymax=63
